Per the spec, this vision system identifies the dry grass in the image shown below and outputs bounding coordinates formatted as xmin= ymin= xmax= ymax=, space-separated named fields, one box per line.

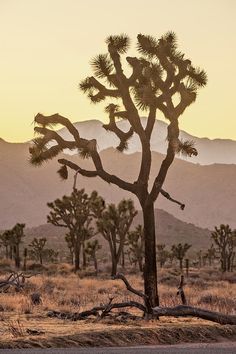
xmin=0 ymin=263 xmax=235 ymax=348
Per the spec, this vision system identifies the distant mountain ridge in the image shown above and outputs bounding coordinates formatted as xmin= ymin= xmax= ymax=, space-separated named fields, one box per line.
xmin=58 ymin=118 xmax=236 ymax=165
xmin=0 ymin=138 xmax=236 ymax=230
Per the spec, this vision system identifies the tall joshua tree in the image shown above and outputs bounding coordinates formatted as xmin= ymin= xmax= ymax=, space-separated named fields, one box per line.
xmin=29 ymin=32 xmax=207 ymax=307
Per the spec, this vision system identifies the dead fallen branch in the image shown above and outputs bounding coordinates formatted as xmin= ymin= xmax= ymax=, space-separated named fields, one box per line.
xmin=47 ymin=273 xmax=236 ymax=325
xmin=152 ymin=305 xmax=236 ymax=325
xmin=0 ymin=272 xmax=36 ymax=293
xmin=113 ymin=273 xmax=152 ymax=313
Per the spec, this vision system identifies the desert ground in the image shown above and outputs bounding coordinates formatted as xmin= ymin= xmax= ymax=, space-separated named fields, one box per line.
xmin=0 ymin=261 xmax=235 ymax=349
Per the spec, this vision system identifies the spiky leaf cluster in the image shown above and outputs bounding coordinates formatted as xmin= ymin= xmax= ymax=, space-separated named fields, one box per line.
xmin=91 ymin=54 xmax=113 ymax=79
xmin=106 ymin=34 xmax=130 ymax=54
xmin=176 ymin=139 xmax=198 ymax=157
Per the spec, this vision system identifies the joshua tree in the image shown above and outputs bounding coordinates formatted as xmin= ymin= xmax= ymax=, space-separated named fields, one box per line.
xmin=43 ymin=248 xmax=59 ymax=263
xmin=0 ymin=231 xmax=11 ymax=258
xmin=28 ymin=237 xmax=47 ymax=265
xmin=85 ymin=239 xmax=101 ymax=274
xmin=47 ymin=189 xmax=104 ymax=271
xmin=3 ymin=223 xmax=25 ymax=268
xmin=211 ymin=224 xmax=236 ymax=272
xmin=204 ymin=244 xmax=216 ymax=266
xmin=97 ymin=199 xmax=137 ymax=276
xmin=171 ymin=243 xmax=191 ymax=270
xmin=127 ymin=224 xmax=144 ymax=271
xmin=29 ymin=32 xmax=207 ymax=306
xmin=156 ymin=244 xmax=169 ymax=268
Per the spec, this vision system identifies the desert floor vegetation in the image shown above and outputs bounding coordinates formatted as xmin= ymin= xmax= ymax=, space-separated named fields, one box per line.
xmin=0 ymin=261 xmax=235 ymax=348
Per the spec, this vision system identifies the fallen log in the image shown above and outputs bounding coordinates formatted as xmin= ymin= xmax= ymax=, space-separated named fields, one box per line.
xmin=152 ymin=305 xmax=236 ymax=325
xmin=0 ymin=272 xmax=37 ymax=292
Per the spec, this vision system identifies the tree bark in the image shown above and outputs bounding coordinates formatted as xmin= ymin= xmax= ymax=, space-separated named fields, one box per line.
xmin=74 ymin=242 xmax=81 ymax=271
xmin=15 ymin=245 xmax=20 ymax=268
xmin=111 ymin=258 xmax=118 ymax=276
xmin=94 ymin=256 xmax=98 ymax=274
xmin=143 ymin=203 xmax=159 ymax=308
xmin=82 ymin=242 xmax=87 ymax=269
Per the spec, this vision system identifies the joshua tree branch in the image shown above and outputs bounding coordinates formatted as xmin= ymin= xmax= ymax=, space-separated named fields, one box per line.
xmin=88 ymin=76 xmax=120 ymax=99
xmin=34 ymin=126 xmax=77 ymax=150
xmin=34 ymin=113 xmax=81 ymax=143
xmin=160 ymin=189 xmax=185 ymax=210
xmin=58 ymin=157 xmax=136 ymax=193
xmin=148 ymin=119 xmax=179 ymax=203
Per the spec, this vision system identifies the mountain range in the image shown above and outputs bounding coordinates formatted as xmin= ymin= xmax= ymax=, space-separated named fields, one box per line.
xmin=24 ymin=208 xmax=211 ymax=255
xmin=58 ymin=118 xmax=236 ymax=165
xmin=0 ymin=135 xmax=235 ymax=230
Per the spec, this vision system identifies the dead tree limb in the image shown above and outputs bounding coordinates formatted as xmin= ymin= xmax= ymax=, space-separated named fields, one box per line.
xmin=152 ymin=305 xmax=236 ymax=325
xmin=160 ymin=189 xmax=185 ymax=210
xmin=0 ymin=272 xmax=36 ymax=292
xmin=113 ymin=273 xmax=152 ymax=313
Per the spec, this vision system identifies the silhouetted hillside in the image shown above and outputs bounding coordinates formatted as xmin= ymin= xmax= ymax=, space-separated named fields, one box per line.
xmin=24 ymin=209 xmax=211 ymax=254
xmin=0 ymin=138 xmax=236 ymax=229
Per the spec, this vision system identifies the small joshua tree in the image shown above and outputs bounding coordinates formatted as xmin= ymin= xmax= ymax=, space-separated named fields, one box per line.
xmin=156 ymin=244 xmax=169 ymax=268
xmin=171 ymin=243 xmax=191 ymax=270
xmin=85 ymin=239 xmax=101 ymax=274
xmin=4 ymin=223 xmax=25 ymax=268
xmin=211 ymin=224 xmax=236 ymax=272
xmin=204 ymin=244 xmax=216 ymax=267
xmin=28 ymin=237 xmax=47 ymax=265
xmin=97 ymin=199 xmax=137 ymax=276
xmin=29 ymin=32 xmax=207 ymax=306
xmin=127 ymin=224 xmax=144 ymax=271
xmin=0 ymin=231 xmax=11 ymax=258
xmin=47 ymin=188 xmax=104 ymax=271
xmin=43 ymin=248 xmax=59 ymax=263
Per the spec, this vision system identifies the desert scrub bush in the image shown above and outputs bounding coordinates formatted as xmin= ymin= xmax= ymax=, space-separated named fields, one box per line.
xmin=2 ymin=317 xmax=25 ymax=337
xmin=0 ymin=293 xmax=32 ymax=314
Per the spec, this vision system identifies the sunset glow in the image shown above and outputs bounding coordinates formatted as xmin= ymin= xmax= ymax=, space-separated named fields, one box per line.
xmin=0 ymin=0 xmax=235 ymax=142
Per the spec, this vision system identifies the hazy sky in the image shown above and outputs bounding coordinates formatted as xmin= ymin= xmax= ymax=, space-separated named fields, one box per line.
xmin=0 ymin=0 xmax=235 ymax=142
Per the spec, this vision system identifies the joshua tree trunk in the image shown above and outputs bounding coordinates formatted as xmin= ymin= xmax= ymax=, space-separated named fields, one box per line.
xmin=74 ymin=242 xmax=81 ymax=271
xmin=111 ymin=259 xmax=118 ymax=276
xmin=143 ymin=203 xmax=159 ymax=308
xmin=9 ymin=246 xmax=13 ymax=260
xmin=121 ymin=249 xmax=125 ymax=268
xmin=180 ymin=258 xmax=183 ymax=270
xmin=138 ymin=257 xmax=143 ymax=272
xmin=14 ymin=245 xmax=21 ymax=269
xmin=82 ymin=242 xmax=87 ymax=269
xmin=94 ymin=256 xmax=98 ymax=274
xmin=5 ymin=246 xmax=9 ymax=259
xmin=109 ymin=242 xmax=118 ymax=276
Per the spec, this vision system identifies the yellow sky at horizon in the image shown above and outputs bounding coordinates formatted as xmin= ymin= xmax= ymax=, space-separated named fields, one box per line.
xmin=0 ymin=0 xmax=235 ymax=142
